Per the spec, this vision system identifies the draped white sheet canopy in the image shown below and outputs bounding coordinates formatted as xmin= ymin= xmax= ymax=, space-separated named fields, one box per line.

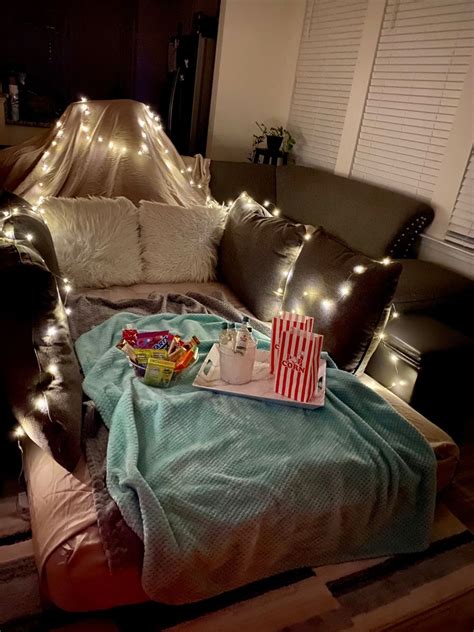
xmin=0 ymin=99 xmax=212 ymax=207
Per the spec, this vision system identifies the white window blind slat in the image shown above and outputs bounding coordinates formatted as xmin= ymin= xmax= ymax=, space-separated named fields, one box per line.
xmin=288 ymin=0 xmax=368 ymax=171
xmin=351 ymin=0 xmax=474 ymax=200
xmin=446 ymin=150 xmax=474 ymax=250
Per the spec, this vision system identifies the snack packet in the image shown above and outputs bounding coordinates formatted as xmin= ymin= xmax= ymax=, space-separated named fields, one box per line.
xmin=135 ymin=331 xmax=170 ymax=350
xmin=144 ymin=358 xmax=176 ymax=387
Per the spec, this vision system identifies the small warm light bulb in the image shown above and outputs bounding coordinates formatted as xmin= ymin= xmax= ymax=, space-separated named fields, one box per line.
xmin=46 ymin=326 xmax=57 ymax=337
xmin=154 ymin=115 xmax=159 ymax=121
xmin=98 ymin=136 xmax=103 ymax=142
xmin=52 ymin=140 xmax=57 ymax=146
xmin=63 ymin=277 xmax=69 ymax=283
xmin=86 ymin=135 xmax=91 ymax=141
xmin=391 ymin=381 xmax=397 ymax=388
xmin=390 ymin=353 xmax=398 ymax=364
xmin=57 ymin=130 xmax=64 ymax=138
xmin=227 ymin=199 xmax=233 ymax=206
xmin=321 ymin=298 xmax=334 ymax=311
xmin=12 ymin=207 xmax=18 ymax=214
xmin=34 ymin=395 xmax=48 ymax=414
xmin=48 ymin=363 xmax=58 ymax=375
xmin=108 ymin=141 xmax=114 ymax=149
xmin=121 ymin=146 xmax=127 ymax=153
xmin=39 ymin=182 xmax=44 ymax=188
xmin=180 ymin=169 xmax=185 ymax=174
xmin=378 ymin=332 xmax=386 ymax=340
xmin=39 ymin=208 xmax=45 ymax=215
xmin=339 ymin=283 xmax=351 ymax=298
xmin=272 ymin=208 xmax=281 ymax=217
xmin=189 ymin=179 xmax=195 ymax=185
xmin=392 ymin=310 xmax=399 ymax=319
xmin=138 ymin=119 xmax=145 ymax=128
xmin=186 ymin=167 xmax=192 ymax=173
xmin=80 ymin=96 xmax=88 ymax=103
xmin=26 ymin=233 xmax=33 ymax=242
xmin=56 ymin=121 xmax=62 ymax=128
xmin=164 ymin=149 xmax=169 ymax=154
xmin=65 ymin=307 xmax=72 ymax=315
xmin=138 ymin=150 xmax=143 ymax=156
xmin=398 ymin=379 xmax=407 ymax=386
xmin=303 ymin=291 xmax=308 ymax=296
xmin=43 ymin=151 xmax=50 ymax=158
xmin=382 ymin=257 xmax=391 ymax=266
xmin=12 ymin=425 xmax=25 ymax=439
xmin=276 ymin=288 xmax=284 ymax=295
xmin=263 ymin=200 xmax=270 ymax=207
xmin=304 ymin=233 xmax=312 ymax=241
xmin=3 ymin=210 xmax=9 ymax=217
xmin=353 ymin=265 xmax=366 ymax=274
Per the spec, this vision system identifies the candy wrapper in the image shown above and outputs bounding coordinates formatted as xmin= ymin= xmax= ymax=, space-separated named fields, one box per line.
xmin=270 ymin=311 xmax=314 ymax=374
xmin=274 ymin=327 xmax=323 ymax=403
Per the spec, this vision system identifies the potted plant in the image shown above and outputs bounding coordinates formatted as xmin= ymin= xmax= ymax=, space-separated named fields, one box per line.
xmin=250 ymin=122 xmax=296 ymax=161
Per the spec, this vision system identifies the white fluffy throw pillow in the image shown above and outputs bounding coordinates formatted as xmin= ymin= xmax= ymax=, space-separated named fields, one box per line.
xmin=139 ymin=201 xmax=225 ymax=283
xmin=43 ymin=196 xmax=141 ymax=288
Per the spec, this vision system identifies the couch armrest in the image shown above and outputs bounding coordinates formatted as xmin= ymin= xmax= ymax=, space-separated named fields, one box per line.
xmin=0 ymin=189 xmax=61 ymax=278
xmin=394 ymin=259 xmax=474 ymax=336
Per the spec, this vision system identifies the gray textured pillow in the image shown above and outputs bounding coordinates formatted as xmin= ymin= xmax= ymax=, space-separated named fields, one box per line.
xmin=218 ymin=193 xmax=306 ymax=321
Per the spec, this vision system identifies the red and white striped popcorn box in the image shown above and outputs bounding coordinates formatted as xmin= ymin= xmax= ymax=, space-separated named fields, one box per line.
xmin=274 ymin=327 xmax=323 ymax=403
xmin=270 ymin=311 xmax=314 ymax=374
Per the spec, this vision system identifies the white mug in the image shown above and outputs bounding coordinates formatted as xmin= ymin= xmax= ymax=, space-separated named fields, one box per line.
xmin=219 ymin=342 xmax=256 ymax=385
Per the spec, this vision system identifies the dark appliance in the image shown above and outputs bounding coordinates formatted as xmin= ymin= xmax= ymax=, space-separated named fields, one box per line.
xmin=167 ymin=18 xmax=217 ymax=156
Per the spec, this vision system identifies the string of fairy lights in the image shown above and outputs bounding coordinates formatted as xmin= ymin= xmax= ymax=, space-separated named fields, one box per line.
xmin=0 ymin=96 xmax=214 ymax=441
xmin=0 ymin=101 xmax=407 ymax=442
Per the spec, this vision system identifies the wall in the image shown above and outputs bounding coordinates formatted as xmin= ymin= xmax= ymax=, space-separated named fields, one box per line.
xmin=207 ymin=0 xmax=305 ymax=162
xmin=0 ymin=96 xmax=46 ymax=146
xmin=287 ymin=0 xmax=473 ymax=277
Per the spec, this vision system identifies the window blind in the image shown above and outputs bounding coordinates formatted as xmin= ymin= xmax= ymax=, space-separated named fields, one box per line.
xmin=446 ymin=149 xmax=474 ymax=250
xmin=288 ymin=0 xmax=368 ymax=171
xmin=351 ymin=0 xmax=474 ymax=200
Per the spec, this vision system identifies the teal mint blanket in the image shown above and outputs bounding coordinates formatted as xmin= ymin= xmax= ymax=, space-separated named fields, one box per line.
xmin=76 ymin=312 xmax=436 ymax=604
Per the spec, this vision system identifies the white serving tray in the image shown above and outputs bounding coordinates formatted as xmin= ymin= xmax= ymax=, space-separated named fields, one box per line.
xmin=193 ymin=344 xmax=326 ymax=409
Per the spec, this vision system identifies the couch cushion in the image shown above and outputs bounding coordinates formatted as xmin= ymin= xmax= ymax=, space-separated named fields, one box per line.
xmin=43 ymin=196 xmax=142 ymax=289
xmin=0 ymin=242 xmax=83 ymax=472
xmin=219 ymin=193 xmax=306 ymax=321
xmin=276 ymin=166 xmax=434 ymax=259
xmin=138 ymin=201 xmax=225 ymax=283
xmin=210 ymin=161 xmax=276 ymax=207
xmin=282 ymin=227 xmax=402 ymax=373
